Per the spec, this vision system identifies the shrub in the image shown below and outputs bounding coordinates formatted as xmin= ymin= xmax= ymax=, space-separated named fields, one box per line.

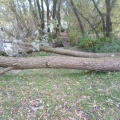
xmin=68 ymin=30 xmax=79 ymax=45
xmin=78 ymin=33 xmax=96 ymax=51
xmin=78 ymin=34 xmax=120 ymax=53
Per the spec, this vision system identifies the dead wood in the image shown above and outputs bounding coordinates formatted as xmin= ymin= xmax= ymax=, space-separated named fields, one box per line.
xmin=40 ymin=46 xmax=120 ymax=58
xmin=0 ymin=56 xmax=120 ymax=75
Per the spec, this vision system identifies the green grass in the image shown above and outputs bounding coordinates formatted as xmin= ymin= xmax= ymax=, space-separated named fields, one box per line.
xmin=0 ymin=69 xmax=120 ymax=120
xmin=27 ymin=51 xmax=51 ymax=57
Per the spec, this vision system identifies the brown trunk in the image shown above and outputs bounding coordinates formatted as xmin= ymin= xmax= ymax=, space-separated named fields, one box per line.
xmin=53 ymin=0 xmax=57 ymax=19
xmin=40 ymin=46 xmax=120 ymax=58
xmin=3 ymin=40 xmax=120 ymax=58
xmin=46 ymin=0 xmax=50 ymax=32
xmin=1 ymin=42 xmax=120 ymax=58
xmin=105 ymin=0 xmax=112 ymax=37
xmin=57 ymin=0 xmax=61 ymax=25
xmin=41 ymin=0 xmax=45 ymax=32
xmin=37 ymin=0 xmax=42 ymax=19
xmin=0 ymin=56 xmax=120 ymax=74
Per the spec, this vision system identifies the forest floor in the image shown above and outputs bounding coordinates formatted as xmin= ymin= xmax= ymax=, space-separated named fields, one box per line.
xmin=0 ymin=52 xmax=120 ymax=120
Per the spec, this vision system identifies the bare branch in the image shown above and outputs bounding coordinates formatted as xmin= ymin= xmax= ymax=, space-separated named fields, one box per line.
xmin=0 ymin=67 xmax=15 ymax=76
xmin=91 ymin=0 xmax=106 ymax=36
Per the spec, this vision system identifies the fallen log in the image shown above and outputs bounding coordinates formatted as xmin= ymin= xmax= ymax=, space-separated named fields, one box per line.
xmin=40 ymin=46 xmax=120 ymax=58
xmin=0 ymin=56 xmax=120 ymax=75
xmin=18 ymin=43 xmax=120 ymax=58
xmin=2 ymin=42 xmax=120 ymax=58
xmin=12 ymin=42 xmax=120 ymax=58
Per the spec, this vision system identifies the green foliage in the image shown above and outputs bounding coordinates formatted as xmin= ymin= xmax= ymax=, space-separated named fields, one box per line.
xmin=78 ymin=33 xmax=96 ymax=51
xmin=78 ymin=34 xmax=120 ymax=52
xmin=68 ymin=30 xmax=79 ymax=45
xmin=51 ymin=19 xmax=58 ymax=28
xmin=95 ymin=37 xmax=120 ymax=53
xmin=68 ymin=30 xmax=78 ymax=41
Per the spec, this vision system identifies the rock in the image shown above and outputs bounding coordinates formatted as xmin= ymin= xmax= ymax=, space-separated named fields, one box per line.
xmin=31 ymin=40 xmax=40 ymax=51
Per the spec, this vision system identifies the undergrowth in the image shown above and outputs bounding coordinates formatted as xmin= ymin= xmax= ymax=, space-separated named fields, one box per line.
xmin=78 ymin=34 xmax=120 ymax=52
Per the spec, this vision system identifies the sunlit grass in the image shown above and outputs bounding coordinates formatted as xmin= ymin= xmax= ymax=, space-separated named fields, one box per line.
xmin=0 ymin=68 xmax=120 ymax=120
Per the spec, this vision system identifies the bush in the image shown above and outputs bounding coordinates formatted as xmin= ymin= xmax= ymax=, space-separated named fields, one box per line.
xmin=68 ymin=30 xmax=79 ymax=45
xmin=78 ymin=34 xmax=96 ymax=51
xmin=78 ymin=34 xmax=120 ymax=52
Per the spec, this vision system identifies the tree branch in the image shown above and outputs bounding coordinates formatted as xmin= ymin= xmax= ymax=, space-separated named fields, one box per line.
xmin=0 ymin=66 xmax=15 ymax=76
xmin=91 ymin=0 xmax=106 ymax=36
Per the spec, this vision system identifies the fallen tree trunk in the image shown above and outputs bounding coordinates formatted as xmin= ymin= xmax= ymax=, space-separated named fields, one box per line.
xmin=12 ymin=42 xmax=120 ymax=58
xmin=1 ymin=42 xmax=120 ymax=58
xmin=0 ymin=56 xmax=120 ymax=75
xmin=40 ymin=46 xmax=120 ymax=58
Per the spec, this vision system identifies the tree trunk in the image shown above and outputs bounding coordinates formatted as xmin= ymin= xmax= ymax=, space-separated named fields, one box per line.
xmin=28 ymin=0 xmax=38 ymax=29
xmin=41 ymin=0 xmax=45 ymax=32
xmin=53 ymin=0 xmax=57 ymax=19
xmin=40 ymin=46 xmax=120 ymax=58
xmin=55 ymin=0 xmax=61 ymax=34
xmin=105 ymin=0 xmax=112 ymax=37
xmin=1 ymin=41 xmax=120 ymax=58
xmin=0 ymin=56 xmax=120 ymax=75
xmin=17 ymin=42 xmax=120 ymax=58
xmin=57 ymin=0 xmax=61 ymax=25
xmin=37 ymin=0 xmax=42 ymax=20
xmin=46 ymin=0 xmax=50 ymax=32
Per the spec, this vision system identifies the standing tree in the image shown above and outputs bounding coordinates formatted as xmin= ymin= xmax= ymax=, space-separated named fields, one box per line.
xmin=91 ymin=0 xmax=117 ymax=37
xmin=52 ymin=0 xmax=58 ymax=19
xmin=41 ymin=0 xmax=45 ymax=33
xmin=105 ymin=0 xmax=112 ymax=37
xmin=46 ymin=0 xmax=50 ymax=32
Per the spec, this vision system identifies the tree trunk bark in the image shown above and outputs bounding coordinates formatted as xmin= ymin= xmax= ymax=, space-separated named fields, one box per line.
xmin=46 ymin=0 xmax=50 ymax=32
xmin=0 ymin=56 xmax=120 ymax=74
xmin=1 ymin=42 xmax=120 ymax=58
xmin=40 ymin=46 xmax=120 ymax=58
xmin=53 ymin=0 xmax=57 ymax=19
xmin=41 ymin=0 xmax=45 ymax=32
xmin=105 ymin=0 xmax=112 ymax=37
xmin=37 ymin=0 xmax=42 ymax=19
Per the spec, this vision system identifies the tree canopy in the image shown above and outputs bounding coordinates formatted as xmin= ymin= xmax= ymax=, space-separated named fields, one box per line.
xmin=0 ymin=0 xmax=119 ymax=39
